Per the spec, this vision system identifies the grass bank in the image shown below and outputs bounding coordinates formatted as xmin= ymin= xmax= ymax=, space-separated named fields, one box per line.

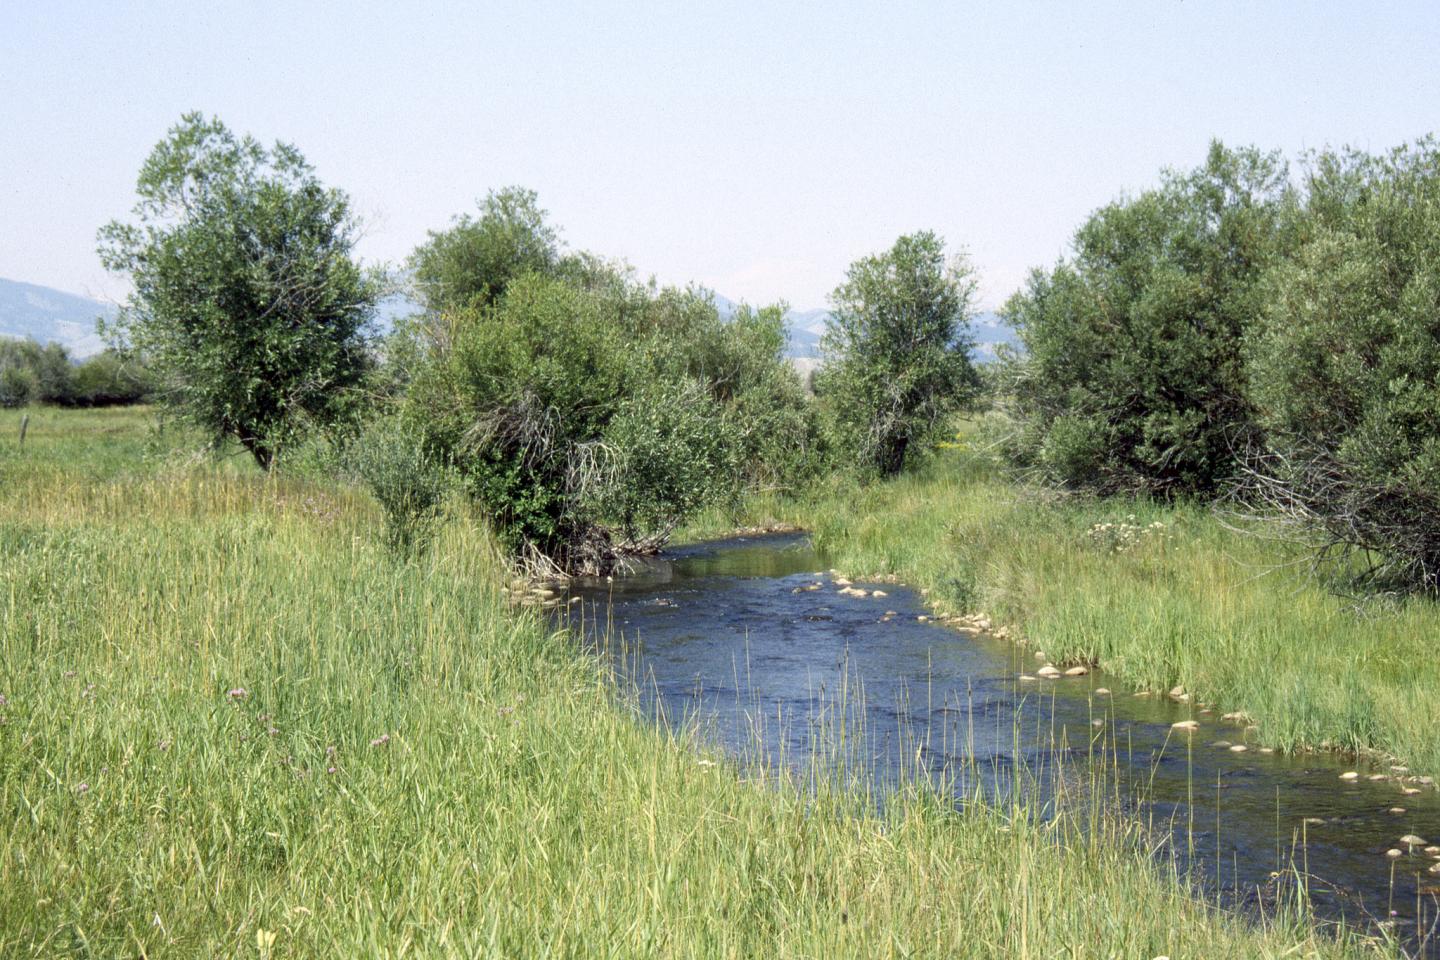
xmin=0 ymin=407 xmax=1387 ymax=957
xmin=692 ymin=438 xmax=1440 ymax=780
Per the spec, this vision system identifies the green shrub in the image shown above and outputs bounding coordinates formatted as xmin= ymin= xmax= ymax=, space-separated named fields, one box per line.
xmin=404 ymin=254 xmax=820 ymax=572
xmin=1245 ymin=139 xmax=1440 ymax=591
xmin=581 ymin=381 xmax=732 ymax=545
xmin=350 ymin=415 xmax=452 ymax=555
xmin=69 ymin=351 xmax=153 ymax=406
xmin=1001 ymin=142 xmax=1292 ymax=497
xmin=0 ymin=359 xmax=37 ymax=408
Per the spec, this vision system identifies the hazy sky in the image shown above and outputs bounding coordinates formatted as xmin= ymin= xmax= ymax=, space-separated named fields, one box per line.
xmin=3 ymin=1 xmax=1438 ymax=311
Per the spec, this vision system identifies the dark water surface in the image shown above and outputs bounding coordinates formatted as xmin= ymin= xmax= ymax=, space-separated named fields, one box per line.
xmin=566 ymin=533 xmax=1440 ymax=949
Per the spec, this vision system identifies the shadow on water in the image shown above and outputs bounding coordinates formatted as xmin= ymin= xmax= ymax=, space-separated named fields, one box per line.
xmin=564 ymin=532 xmax=1440 ymax=952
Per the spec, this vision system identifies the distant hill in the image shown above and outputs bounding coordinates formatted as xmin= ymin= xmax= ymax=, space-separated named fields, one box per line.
xmin=0 ymin=278 xmax=114 ymax=357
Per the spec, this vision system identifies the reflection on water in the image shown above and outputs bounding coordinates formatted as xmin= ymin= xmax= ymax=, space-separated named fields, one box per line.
xmin=567 ymin=533 xmax=1440 ymax=947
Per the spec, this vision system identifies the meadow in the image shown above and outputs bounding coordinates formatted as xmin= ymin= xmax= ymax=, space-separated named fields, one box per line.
xmin=0 ymin=406 xmax=1395 ymax=957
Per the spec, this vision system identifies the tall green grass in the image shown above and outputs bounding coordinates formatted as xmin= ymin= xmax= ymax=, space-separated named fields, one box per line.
xmin=694 ymin=435 xmax=1440 ymax=778
xmin=0 ymin=408 xmax=1390 ymax=956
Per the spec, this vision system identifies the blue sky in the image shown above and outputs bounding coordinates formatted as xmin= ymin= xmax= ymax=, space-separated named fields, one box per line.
xmin=2 ymin=1 xmax=1438 ymax=310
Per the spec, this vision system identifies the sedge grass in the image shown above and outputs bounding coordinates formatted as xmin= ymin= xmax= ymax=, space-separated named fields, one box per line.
xmin=0 ymin=407 xmax=1395 ymax=957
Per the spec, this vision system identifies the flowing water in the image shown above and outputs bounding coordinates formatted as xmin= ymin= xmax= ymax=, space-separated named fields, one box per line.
xmin=565 ymin=532 xmax=1440 ymax=949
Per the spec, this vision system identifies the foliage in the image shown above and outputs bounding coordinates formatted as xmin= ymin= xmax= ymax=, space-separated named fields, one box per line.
xmin=817 ymin=231 xmax=980 ymax=476
xmin=98 ymin=112 xmax=379 ymax=468
xmin=349 ymin=414 xmax=452 ymax=555
xmin=408 ymin=186 xmax=560 ymax=314
xmin=1245 ymin=138 xmax=1440 ymax=592
xmin=1000 ymin=141 xmax=1292 ymax=497
xmin=402 ymin=190 xmax=822 ymax=571
xmin=0 ymin=339 xmax=152 ymax=407
xmin=0 ymin=338 xmax=68 ymax=406
xmin=405 ymin=259 xmax=818 ymax=571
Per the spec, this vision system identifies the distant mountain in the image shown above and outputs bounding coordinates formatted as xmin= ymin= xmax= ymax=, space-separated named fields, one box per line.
xmin=0 ymin=278 xmax=114 ymax=357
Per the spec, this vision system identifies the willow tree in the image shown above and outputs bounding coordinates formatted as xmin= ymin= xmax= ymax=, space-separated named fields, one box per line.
xmin=98 ymin=112 xmax=378 ymax=468
xmin=818 ymin=231 xmax=980 ymax=476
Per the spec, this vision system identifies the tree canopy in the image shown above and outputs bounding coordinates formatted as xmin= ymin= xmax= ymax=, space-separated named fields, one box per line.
xmin=98 ymin=112 xmax=379 ymax=468
xmin=1001 ymin=141 xmax=1291 ymax=497
xmin=818 ymin=231 xmax=979 ymax=476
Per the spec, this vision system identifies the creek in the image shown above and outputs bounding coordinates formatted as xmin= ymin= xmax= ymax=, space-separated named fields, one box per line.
xmin=565 ymin=532 xmax=1439 ymax=947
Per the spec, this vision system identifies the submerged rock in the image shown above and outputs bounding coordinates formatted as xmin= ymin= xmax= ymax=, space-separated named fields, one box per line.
xmin=1094 ymin=688 xmax=1111 ymax=696
xmin=1064 ymin=666 xmax=1089 ymax=677
xmin=1339 ymin=771 xmax=1360 ymax=781
xmin=1171 ymin=720 xmax=1199 ymax=731
xmin=1037 ymin=665 xmax=1062 ymax=679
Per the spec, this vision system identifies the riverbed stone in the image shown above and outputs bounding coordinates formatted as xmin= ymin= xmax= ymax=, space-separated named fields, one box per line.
xmin=1303 ymin=817 xmax=1326 ymax=826
xmin=1037 ymin=665 xmax=1062 ymax=679
xmin=1368 ymin=773 xmax=1388 ymax=781
xmin=1094 ymin=688 xmax=1111 ymax=696
xmin=871 ymin=590 xmax=887 ymax=598
xmin=1400 ymin=834 xmax=1428 ymax=846
xmin=1403 ymin=787 xmax=1422 ymax=795
xmin=1064 ymin=666 xmax=1089 ymax=677
xmin=1339 ymin=771 xmax=1360 ymax=781
xmin=1171 ymin=720 xmax=1199 ymax=731
xmin=1386 ymin=848 xmax=1404 ymax=859
xmin=1229 ymin=744 xmax=1248 ymax=753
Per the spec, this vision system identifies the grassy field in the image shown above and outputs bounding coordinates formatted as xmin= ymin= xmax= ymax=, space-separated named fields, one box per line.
xmin=0 ymin=407 xmax=1392 ymax=957
xmin=691 ymin=431 xmax=1440 ymax=780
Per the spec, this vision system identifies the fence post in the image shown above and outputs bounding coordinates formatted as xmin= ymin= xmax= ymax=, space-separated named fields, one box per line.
xmin=18 ymin=413 xmax=28 ymax=447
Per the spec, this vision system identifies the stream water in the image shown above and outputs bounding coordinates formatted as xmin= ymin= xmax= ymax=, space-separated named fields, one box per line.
xmin=565 ymin=532 xmax=1439 ymax=949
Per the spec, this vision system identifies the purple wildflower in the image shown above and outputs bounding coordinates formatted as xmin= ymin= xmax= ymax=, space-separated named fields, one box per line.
xmin=76 ymin=782 xmax=89 ymax=794
xmin=227 ymin=688 xmax=247 ymax=700
xmin=370 ymin=733 xmax=390 ymax=747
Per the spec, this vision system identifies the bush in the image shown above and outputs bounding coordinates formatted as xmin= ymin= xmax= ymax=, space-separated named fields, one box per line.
xmin=70 ymin=351 xmax=153 ymax=406
xmin=0 ymin=339 xmax=72 ymax=406
xmin=1001 ymin=142 xmax=1292 ymax=497
xmin=350 ymin=416 xmax=452 ymax=555
xmin=404 ymin=256 xmax=818 ymax=572
xmin=1244 ymin=139 xmax=1440 ymax=592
